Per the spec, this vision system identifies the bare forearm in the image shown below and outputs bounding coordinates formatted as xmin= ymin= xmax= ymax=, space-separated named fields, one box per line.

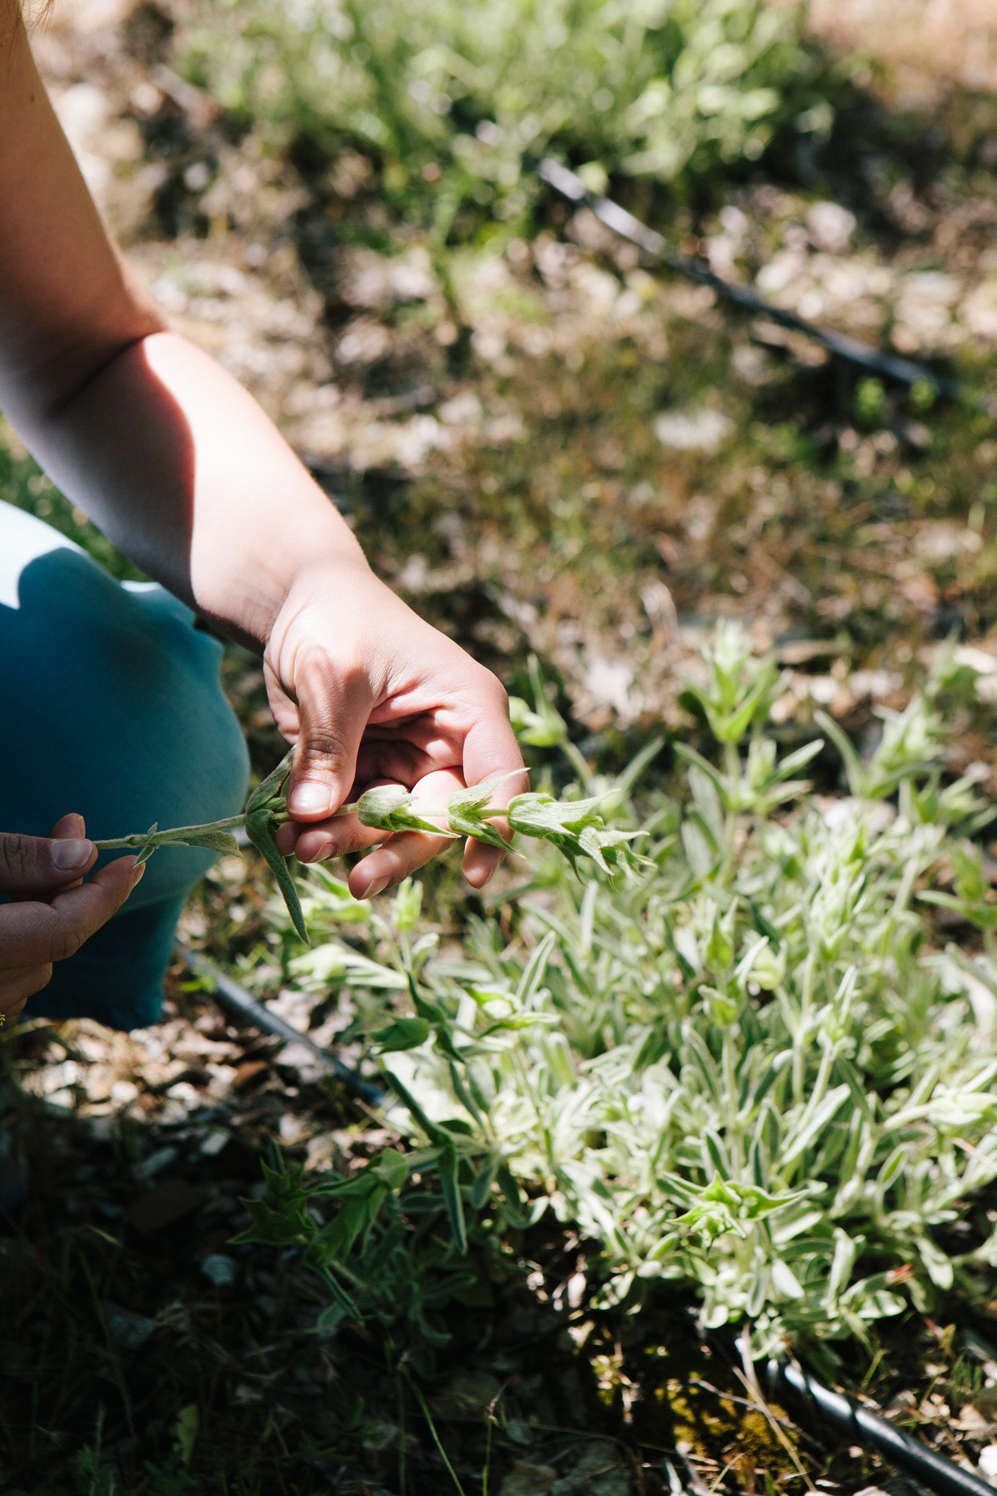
xmin=15 ymin=330 xmax=367 ymax=648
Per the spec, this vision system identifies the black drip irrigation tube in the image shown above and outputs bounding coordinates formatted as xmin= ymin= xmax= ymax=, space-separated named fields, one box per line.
xmin=534 ymin=161 xmax=997 ymax=1482
xmin=537 ymin=157 xmax=994 ymax=414
xmin=174 ymin=940 xmax=384 ymax=1106
xmin=768 ymin=1359 xmax=997 ymax=1496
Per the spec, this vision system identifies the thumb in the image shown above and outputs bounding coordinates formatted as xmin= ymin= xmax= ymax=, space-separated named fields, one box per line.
xmin=0 ymin=821 xmax=96 ymax=897
xmin=286 ymin=667 xmax=375 ymax=820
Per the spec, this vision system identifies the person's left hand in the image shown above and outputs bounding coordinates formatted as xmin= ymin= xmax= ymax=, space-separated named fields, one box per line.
xmin=265 ymin=556 xmax=527 ymax=899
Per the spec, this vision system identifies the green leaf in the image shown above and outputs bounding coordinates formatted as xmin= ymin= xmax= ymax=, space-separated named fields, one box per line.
xmin=246 ymin=807 xmax=308 ymax=942
xmin=355 ymin=784 xmax=450 ymax=835
xmin=392 ymin=877 xmax=423 ymax=932
xmin=164 ymin=828 xmax=240 ymax=855
xmin=373 ymin=1016 xmax=432 ymax=1052
xmin=437 ymin=1139 xmax=468 ymax=1254
xmin=245 ymin=745 xmax=295 ymax=813
xmin=507 ymin=790 xmax=609 ymax=837
xmin=447 ymin=804 xmax=510 ymax=849
xmin=445 ymin=773 xmax=528 ymax=848
xmin=135 ymin=822 xmax=160 ymax=865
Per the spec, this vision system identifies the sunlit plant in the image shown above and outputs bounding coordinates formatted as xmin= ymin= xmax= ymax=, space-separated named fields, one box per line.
xmin=245 ymin=625 xmax=997 ymax=1368
xmin=93 ymin=749 xmax=644 ymax=941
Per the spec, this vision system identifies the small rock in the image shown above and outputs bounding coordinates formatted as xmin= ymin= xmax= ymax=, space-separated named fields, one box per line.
xmin=102 ymin=1300 xmax=156 ymax=1350
xmin=132 ymin=1145 xmax=179 ymax=1181
xmin=200 ymin=1129 xmax=231 ymax=1157
xmin=127 ymin=1178 xmax=204 ymax=1234
xmin=200 ymin=1254 xmax=237 ymax=1287
xmin=979 ymin=1446 xmax=997 ymax=1479
xmin=654 ymin=407 xmax=733 ymax=453
xmin=806 ymin=200 xmax=856 ymax=253
xmin=550 ymin=1441 xmax=628 ymax=1496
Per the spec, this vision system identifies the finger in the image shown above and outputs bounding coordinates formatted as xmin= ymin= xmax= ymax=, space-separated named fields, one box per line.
xmin=460 ymin=688 xmax=529 ymax=802
xmin=0 ymin=963 xmax=53 ymax=1012
xmin=0 ymin=997 xmax=29 ymax=1026
xmin=348 ymin=828 xmax=456 ymax=899
xmin=354 ymin=737 xmax=439 ymax=788
xmin=278 ymin=813 xmax=385 ymax=863
xmin=459 ymin=693 xmax=528 ymax=887
xmin=0 ymin=856 xmax=144 ymax=967
xmin=50 ymin=812 xmax=88 ymax=891
xmin=281 ymin=775 xmax=417 ymax=862
xmin=462 ymin=839 xmax=505 ymax=889
xmin=50 ymin=812 xmax=86 ymax=839
xmin=285 ymin=653 xmax=376 ymax=821
xmin=0 ymin=822 xmax=96 ymax=897
xmin=348 ymin=769 xmax=462 ymax=898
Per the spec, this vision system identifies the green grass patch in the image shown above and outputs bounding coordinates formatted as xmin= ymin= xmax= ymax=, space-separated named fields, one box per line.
xmin=180 ymin=0 xmax=839 ymax=235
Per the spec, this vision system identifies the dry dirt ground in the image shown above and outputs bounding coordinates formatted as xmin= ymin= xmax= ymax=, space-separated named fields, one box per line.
xmin=4 ymin=2 xmax=997 ymax=1493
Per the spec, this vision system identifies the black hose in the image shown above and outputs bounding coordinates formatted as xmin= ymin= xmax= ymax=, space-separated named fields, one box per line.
xmin=768 ymin=1358 xmax=997 ymax=1496
xmin=537 ymin=158 xmax=987 ymax=411
xmin=174 ymin=940 xmax=384 ymax=1105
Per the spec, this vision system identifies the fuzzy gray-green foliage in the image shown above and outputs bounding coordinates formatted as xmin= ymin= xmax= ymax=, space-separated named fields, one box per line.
xmin=279 ymin=627 xmax=997 ymax=1361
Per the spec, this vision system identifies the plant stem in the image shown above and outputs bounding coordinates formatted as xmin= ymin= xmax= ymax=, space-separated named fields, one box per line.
xmin=92 ymin=799 xmax=528 ymax=854
xmin=92 ymin=811 xmax=254 ymax=852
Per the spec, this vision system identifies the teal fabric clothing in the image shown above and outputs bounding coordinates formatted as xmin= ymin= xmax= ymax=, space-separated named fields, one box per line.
xmin=0 ymin=502 xmax=250 ymax=1029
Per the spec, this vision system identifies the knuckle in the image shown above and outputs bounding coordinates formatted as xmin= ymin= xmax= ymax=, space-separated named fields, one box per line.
xmin=52 ymin=923 xmax=87 ymax=964
xmin=1 ymin=963 xmax=52 ymax=1010
xmin=25 ymin=963 xmax=53 ymax=998
xmin=0 ymin=834 xmax=35 ymax=890
xmin=300 ymin=730 xmax=348 ymax=767
xmin=475 ymin=665 xmax=510 ymax=711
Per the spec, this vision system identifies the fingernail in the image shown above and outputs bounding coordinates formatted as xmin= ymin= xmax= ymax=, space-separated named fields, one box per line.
xmin=289 ymin=782 xmax=332 ymax=816
xmin=130 ymin=861 xmax=146 ymax=887
xmin=358 ymin=875 xmax=389 ymax=900
xmin=51 ymin=838 xmax=94 ymax=871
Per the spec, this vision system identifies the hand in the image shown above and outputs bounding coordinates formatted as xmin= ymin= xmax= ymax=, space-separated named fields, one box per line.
xmin=0 ymin=814 xmax=145 ymax=1023
xmin=265 ymin=558 xmax=527 ymax=899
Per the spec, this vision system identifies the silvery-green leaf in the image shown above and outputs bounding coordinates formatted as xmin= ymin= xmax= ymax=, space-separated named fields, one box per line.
xmin=373 ymin=1016 xmax=432 ymax=1052
xmin=444 ymin=777 xmax=514 ymax=848
xmin=355 ymin=784 xmax=409 ymax=826
xmin=446 ymin=781 xmax=496 ymax=814
xmin=245 ymin=746 xmax=295 ymax=813
xmin=447 ymin=807 xmax=509 ymax=848
xmin=506 ymin=791 xmax=607 ymax=838
xmin=246 ymin=807 xmax=308 ymax=943
xmin=163 ymin=828 xmax=240 ymax=855
xmin=135 ymin=822 xmax=160 ymax=865
xmin=392 ymin=877 xmax=423 ymax=932
xmin=509 ymin=693 xmax=566 ymax=747
xmin=355 ymin=784 xmax=446 ymax=835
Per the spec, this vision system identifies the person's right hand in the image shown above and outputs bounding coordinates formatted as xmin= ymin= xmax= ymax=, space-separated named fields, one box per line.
xmin=0 ymin=814 xmax=145 ymax=1024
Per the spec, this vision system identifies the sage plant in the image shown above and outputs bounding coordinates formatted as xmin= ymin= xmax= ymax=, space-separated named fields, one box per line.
xmin=263 ymin=627 xmax=997 ymax=1363
xmin=93 ymin=747 xmax=644 ymax=943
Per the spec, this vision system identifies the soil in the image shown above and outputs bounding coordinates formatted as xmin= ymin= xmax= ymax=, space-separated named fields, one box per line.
xmin=4 ymin=1 xmax=997 ymax=1492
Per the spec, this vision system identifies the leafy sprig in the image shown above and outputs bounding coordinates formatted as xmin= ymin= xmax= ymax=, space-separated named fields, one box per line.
xmin=93 ymin=748 xmax=643 ymax=941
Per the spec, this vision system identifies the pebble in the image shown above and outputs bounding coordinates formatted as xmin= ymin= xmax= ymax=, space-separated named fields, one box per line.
xmin=200 ymin=1254 xmax=237 ymax=1287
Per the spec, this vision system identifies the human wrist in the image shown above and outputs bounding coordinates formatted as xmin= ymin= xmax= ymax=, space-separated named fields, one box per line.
xmin=228 ymin=519 xmax=372 ymax=652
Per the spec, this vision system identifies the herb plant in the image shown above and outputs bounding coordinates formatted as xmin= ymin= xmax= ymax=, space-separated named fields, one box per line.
xmin=93 ymin=749 xmax=643 ymax=943
xmin=249 ymin=627 xmax=997 ymax=1367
